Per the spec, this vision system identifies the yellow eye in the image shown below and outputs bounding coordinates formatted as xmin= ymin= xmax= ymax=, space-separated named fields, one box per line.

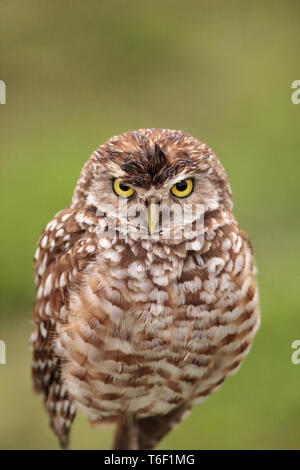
xmin=113 ymin=179 xmax=135 ymax=198
xmin=171 ymin=178 xmax=193 ymax=198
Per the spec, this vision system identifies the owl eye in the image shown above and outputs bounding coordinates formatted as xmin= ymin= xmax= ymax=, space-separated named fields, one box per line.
xmin=113 ymin=179 xmax=135 ymax=198
xmin=171 ymin=178 xmax=193 ymax=198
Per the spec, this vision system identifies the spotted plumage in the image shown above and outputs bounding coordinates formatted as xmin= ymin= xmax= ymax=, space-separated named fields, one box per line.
xmin=31 ymin=128 xmax=260 ymax=449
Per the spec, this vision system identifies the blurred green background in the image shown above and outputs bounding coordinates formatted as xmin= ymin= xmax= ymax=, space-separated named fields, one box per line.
xmin=0 ymin=0 xmax=299 ymax=450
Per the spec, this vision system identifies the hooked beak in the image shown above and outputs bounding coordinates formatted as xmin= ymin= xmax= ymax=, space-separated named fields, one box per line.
xmin=147 ymin=199 xmax=159 ymax=235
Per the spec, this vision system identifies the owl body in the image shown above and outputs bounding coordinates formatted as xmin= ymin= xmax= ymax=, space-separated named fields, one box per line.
xmin=31 ymin=129 xmax=260 ymax=449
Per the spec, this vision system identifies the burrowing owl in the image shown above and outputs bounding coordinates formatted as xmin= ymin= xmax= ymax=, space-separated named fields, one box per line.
xmin=31 ymin=129 xmax=260 ymax=449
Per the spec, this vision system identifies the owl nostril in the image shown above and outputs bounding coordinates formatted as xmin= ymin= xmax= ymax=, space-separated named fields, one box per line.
xmin=145 ymin=197 xmax=160 ymax=207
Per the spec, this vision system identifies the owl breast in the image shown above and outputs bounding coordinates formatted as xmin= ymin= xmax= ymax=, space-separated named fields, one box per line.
xmin=56 ymin=232 xmax=259 ymax=426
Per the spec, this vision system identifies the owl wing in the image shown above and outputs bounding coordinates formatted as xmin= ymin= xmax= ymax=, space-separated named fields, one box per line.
xmin=184 ymin=224 xmax=260 ymax=405
xmin=31 ymin=206 xmax=98 ymax=448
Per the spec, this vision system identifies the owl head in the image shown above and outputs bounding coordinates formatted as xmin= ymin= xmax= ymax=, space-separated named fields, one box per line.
xmin=72 ymin=129 xmax=232 ymax=243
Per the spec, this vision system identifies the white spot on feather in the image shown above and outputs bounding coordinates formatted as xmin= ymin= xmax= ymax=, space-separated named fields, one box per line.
xmin=41 ymin=235 xmax=48 ymax=248
xmin=208 ymin=257 xmax=225 ymax=275
xmin=45 ymin=301 xmax=51 ymax=316
xmin=56 ymin=229 xmax=64 ymax=238
xmin=34 ymin=247 xmax=40 ymax=260
xmin=222 ymin=238 xmax=231 ymax=251
xmin=44 ymin=274 xmax=53 ymax=296
xmin=40 ymin=322 xmax=47 ymax=338
xmin=128 ymin=261 xmax=146 ymax=278
xmin=60 ymin=272 xmax=66 ymax=288
xmin=37 ymin=285 xmax=43 ymax=299
xmin=61 ymin=213 xmax=71 ymax=222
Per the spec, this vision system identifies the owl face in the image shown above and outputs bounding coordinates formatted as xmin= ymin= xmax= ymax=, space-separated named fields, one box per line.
xmin=73 ymin=129 xmax=232 ymax=243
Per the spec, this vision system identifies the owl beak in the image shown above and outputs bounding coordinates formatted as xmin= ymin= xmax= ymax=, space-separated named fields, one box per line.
xmin=147 ymin=199 xmax=159 ymax=235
